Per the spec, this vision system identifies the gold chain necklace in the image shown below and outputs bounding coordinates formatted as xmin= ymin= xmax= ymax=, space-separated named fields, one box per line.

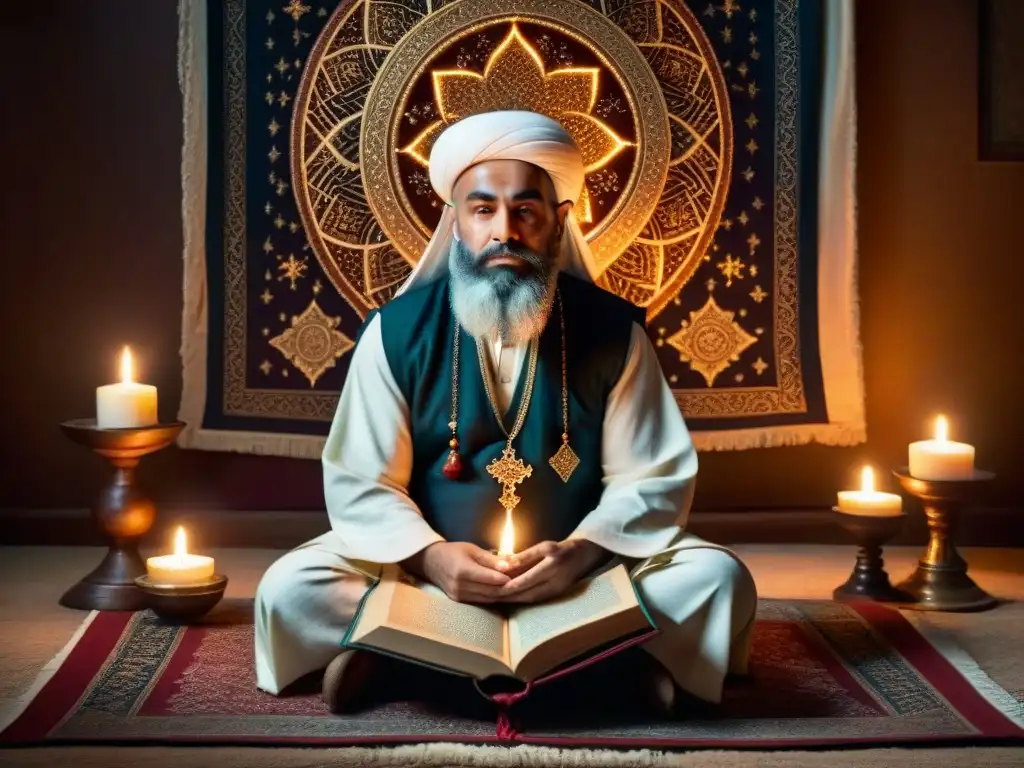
xmin=442 ymin=290 xmax=579 ymax=513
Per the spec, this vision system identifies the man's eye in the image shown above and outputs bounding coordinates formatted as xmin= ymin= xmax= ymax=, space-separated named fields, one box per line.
xmin=475 ymin=207 xmax=492 ymax=215
xmin=517 ymin=207 xmax=535 ymax=217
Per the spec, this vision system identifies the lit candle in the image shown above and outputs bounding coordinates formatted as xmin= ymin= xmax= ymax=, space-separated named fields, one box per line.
xmin=496 ymin=508 xmax=516 ymax=568
xmin=96 ymin=346 xmax=158 ymax=429
xmin=909 ymin=415 xmax=975 ymax=480
xmin=146 ymin=526 xmax=215 ymax=586
xmin=837 ymin=466 xmax=903 ymax=516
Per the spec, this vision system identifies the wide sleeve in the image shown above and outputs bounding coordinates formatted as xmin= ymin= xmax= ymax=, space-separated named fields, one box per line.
xmin=569 ymin=321 xmax=698 ymax=558
xmin=321 ymin=313 xmax=444 ymax=563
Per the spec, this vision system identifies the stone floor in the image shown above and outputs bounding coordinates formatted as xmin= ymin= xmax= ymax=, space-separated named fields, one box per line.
xmin=1 ymin=544 xmax=1022 ymax=767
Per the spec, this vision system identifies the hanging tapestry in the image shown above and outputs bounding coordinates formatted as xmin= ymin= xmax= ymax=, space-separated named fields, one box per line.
xmin=177 ymin=0 xmax=864 ymax=457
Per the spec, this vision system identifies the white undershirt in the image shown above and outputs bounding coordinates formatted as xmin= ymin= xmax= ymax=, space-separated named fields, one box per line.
xmin=486 ymin=337 xmax=526 ymax=415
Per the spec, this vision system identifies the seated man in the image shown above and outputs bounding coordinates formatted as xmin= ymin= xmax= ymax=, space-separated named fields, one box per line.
xmin=254 ymin=110 xmax=757 ymax=714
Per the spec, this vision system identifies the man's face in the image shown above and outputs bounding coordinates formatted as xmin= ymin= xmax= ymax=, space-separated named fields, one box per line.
xmin=452 ymin=159 xmax=570 ymax=270
xmin=446 ymin=160 xmax=572 ymax=344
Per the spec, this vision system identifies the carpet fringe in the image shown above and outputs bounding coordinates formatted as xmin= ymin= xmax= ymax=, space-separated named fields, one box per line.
xmin=295 ymin=742 xmax=682 ymax=767
xmin=902 ymin=612 xmax=1024 ymax=728
xmin=0 ymin=611 xmax=98 ymax=736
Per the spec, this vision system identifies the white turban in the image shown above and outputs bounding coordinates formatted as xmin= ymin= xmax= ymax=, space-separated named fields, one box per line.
xmin=395 ymin=110 xmax=598 ymax=296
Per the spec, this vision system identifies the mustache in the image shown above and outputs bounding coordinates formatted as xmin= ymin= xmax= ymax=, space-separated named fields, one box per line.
xmin=473 ymin=241 xmax=547 ymax=272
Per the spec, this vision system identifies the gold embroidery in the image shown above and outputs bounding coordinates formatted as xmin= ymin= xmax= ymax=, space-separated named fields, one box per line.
xmin=269 ymin=300 xmax=354 ymax=387
xmin=401 ymin=24 xmax=632 ymax=224
xmin=276 ymin=253 xmax=307 ymax=290
xmin=217 ymin=0 xmax=807 ymax=422
xmin=667 ymin=296 xmax=758 ymax=387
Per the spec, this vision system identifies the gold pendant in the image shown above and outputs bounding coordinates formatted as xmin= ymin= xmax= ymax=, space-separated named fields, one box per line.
xmin=486 ymin=447 xmax=533 ymax=511
xmin=549 ymin=440 xmax=579 ymax=483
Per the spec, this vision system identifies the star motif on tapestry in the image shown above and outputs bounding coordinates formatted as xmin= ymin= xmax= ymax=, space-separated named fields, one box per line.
xmin=666 ymin=295 xmax=758 ymax=386
xmin=269 ymin=299 xmax=354 ymax=386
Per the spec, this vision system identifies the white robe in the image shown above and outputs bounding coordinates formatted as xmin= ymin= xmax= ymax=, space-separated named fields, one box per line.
xmin=254 ymin=315 xmax=758 ymax=703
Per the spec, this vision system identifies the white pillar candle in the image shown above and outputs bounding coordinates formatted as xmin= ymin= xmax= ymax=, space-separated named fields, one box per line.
xmin=96 ymin=346 xmax=158 ymax=429
xmin=146 ymin=527 xmax=215 ymax=586
xmin=837 ymin=466 xmax=903 ymax=516
xmin=908 ymin=415 xmax=975 ymax=480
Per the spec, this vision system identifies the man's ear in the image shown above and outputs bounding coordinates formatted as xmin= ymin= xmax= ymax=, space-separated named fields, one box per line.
xmin=452 ymin=213 xmax=461 ymax=242
xmin=555 ymin=200 xmax=573 ymax=228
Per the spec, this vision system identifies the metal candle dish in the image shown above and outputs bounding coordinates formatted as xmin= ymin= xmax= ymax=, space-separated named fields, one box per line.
xmin=134 ymin=573 xmax=228 ymax=624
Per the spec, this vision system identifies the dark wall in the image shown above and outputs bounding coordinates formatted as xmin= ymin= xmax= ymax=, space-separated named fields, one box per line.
xmin=2 ymin=1 xmax=1022 ymax=524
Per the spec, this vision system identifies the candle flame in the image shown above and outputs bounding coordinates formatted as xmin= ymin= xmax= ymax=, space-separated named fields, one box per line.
xmin=860 ymin=465 xmax=875 ymax=493
xmin=497 ymin=508 xmax=515 ymax=556
xmin=119 ymin=346 xmax=134 ymax=384
xmin=934 ymin=415 xmax=948 ymax=442
xmin=173 ymin=526 xmax=188 ymax=559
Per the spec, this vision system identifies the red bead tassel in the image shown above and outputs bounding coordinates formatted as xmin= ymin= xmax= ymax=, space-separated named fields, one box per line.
xmin=442 ymin=440 xmax=462 ymax=480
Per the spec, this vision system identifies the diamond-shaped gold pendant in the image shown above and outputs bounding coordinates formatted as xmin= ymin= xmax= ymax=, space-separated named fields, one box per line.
xmin=549 ymin=442 xmax=579 ymax=483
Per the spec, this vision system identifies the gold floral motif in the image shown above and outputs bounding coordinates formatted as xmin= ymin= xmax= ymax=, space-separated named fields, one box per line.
xmin=400 ymin=25 xmax=631 ymax=222
xmin=269 ymin=300 xmax=354 ymax=387
xmin=667 ymin=296 xmax=757 ymax=387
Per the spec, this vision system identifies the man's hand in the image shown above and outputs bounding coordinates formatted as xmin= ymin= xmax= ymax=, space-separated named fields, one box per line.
xmin=496 ymin=539 xmax=609 ymax=604
xmin=401 ymin=542 xmax=512 ymax=604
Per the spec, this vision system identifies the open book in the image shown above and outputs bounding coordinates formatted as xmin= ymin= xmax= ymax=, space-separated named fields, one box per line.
xmin=342 ymin=563 xmax=656 ymax=683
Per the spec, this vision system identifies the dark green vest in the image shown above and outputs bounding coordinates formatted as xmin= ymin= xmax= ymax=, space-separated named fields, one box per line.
xmin=371 ymin=273 xmax=644 ymax=551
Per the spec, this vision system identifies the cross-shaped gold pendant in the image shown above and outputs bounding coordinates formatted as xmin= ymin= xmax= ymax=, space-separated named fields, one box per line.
xmin=486 ymin=447 xmax=533 ymax=511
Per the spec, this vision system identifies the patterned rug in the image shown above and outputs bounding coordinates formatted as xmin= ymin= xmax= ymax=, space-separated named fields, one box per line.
xmin=2 ymin=599 xmax=1022 ymax=749
xmin=176 ymin=0 xmax=865 ymax=459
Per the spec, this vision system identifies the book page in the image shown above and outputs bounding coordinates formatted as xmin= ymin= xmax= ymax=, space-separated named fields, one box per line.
xmin=507 ymin=565 xmax=636 ymax=670
xmin=384 ymin=574 xmax=510 ymax=665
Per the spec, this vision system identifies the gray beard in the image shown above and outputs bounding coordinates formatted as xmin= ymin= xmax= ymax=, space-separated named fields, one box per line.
xmin=448 ymin=237 xmax=560 ymax=346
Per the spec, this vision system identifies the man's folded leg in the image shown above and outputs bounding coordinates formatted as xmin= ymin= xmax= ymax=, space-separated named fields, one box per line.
xmin=254 ymin=531 xmax=381 ymax=705
xmin=631 ymin=541 xmax=758 ymax=707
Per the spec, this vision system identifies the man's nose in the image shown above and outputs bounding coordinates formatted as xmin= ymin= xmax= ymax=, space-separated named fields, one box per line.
xmin=490 ymin=209 xmax=516 ymax=244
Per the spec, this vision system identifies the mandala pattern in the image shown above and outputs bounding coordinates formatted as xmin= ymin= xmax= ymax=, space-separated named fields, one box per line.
xmin=292 ymin=0 xmax=730 ymax=321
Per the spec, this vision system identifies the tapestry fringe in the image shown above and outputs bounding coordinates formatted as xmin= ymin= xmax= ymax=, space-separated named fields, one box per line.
xmin=691 ymin=422 xmax=867 ymax=452
xmin=158 ymin=421 xmax=869 ymax=460
xmin=174 ymin=428 xmax=328 ymax=461
xmin=0 ymin=611 xmax=99 ymax=736
xmin=902 ymin=612 xmax=1024 ymax=729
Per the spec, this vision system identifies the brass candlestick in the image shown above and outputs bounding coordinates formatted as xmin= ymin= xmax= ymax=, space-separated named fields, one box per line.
xmin=832 ymin=508 xmax=911 ymax=603
xmin=892 ymin=467 xmax=998 ymax=612
xmin=59 ymin=418 xmax=185 ymax=611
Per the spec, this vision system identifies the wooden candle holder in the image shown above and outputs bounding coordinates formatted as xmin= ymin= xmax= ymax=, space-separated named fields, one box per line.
xmin=58 ymin=419 xmax=185 ymax=611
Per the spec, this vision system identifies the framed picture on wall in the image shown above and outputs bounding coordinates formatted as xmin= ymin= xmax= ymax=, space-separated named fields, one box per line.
xmin=979 ymin=0 xmax=1024 ymax=159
